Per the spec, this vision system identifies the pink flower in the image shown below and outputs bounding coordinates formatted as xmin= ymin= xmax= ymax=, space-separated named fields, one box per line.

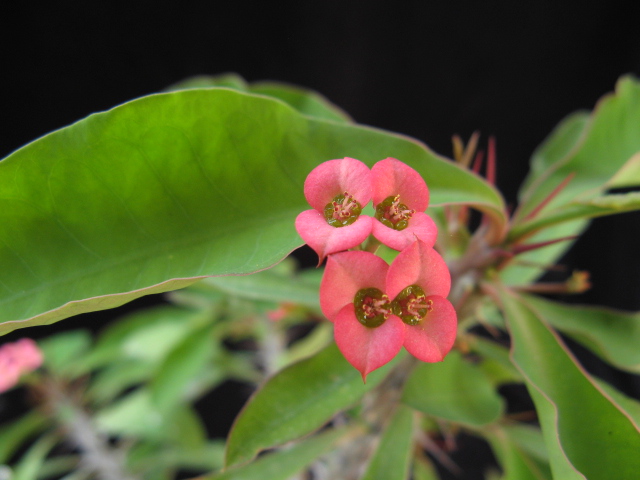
xmin=320 ymin=240 xmax=457 ymax=380
xmin=295 ymin=158 xmax=374 ymax=264
xmin=370 ymin=158 xmax=437 ymax=251
xmin=0 ymin=338 xmax=43 ymax=393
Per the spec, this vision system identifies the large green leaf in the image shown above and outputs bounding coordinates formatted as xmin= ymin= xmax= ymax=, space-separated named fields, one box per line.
xmin=523 ymin=294 xmax=640 ymax=373
xmin=402 ymin=350 xmax=504 ymax=427
xmin=225 ymin=343 xmax=401 ymax=467
xmin=0 ymin=88 xmax=503 ymax=334
xmin=498 ymin=287 xmax=640 ymax=480
xmin=361 ymin=405 xmax=414 ymax=480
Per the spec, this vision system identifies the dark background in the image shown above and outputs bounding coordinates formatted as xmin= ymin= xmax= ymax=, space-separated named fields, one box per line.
xmin=2 ymin=1 xmax=640 ymax=478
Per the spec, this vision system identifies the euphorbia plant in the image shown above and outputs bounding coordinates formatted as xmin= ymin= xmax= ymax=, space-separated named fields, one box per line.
xmin=0 ymin=72 xmax=639 ymax=480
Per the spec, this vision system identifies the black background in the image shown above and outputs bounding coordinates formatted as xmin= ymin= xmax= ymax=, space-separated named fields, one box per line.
xmin=2 ymin=1 xmax=640 ymax=478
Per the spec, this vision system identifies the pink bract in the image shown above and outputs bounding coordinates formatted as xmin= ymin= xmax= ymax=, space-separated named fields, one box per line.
xmin=371 ymin=157 xmax=429 ymax=209
xmin=371 ymin=212 xmax=437 ymax=251
xmin=387 ymin=240 xmax=457 ymax=362
xmin=0 ymin=338 xmax=43 ymax=393
xmin=334 ymin=303 xmax=405 ymax=382
xmin=320 ymin=251 xmax=388 ymax=322
xmin=295 ymin=210 xmax=373 ymax=265
xmin=319 ymin=241 xmax=457 ymax=381
xmin=304 ymin=157 xmax=372 ymax=211
xmin=296 ymin=158 xmax=374 ymax=264
xmin=370 ymin=158 xmax=437 ymax=250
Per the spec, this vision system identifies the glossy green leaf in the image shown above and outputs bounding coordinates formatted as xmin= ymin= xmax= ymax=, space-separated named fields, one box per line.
xmin=402 ymin=350 xmax=504 ymax=427
xmin=522 ymin=294 xmax=640 ymax=373
xmin=499 ymin=287 xmax=640 ymax=480
xmin=207 ymin=428 xmax=344 ymax=480
xmin=0 ymin=88 xmax=503 ymax=334
xmin=361 ymin=405 xmax=414 ymax=480
xmin=225 ymin=343 xmax=401 ymax=467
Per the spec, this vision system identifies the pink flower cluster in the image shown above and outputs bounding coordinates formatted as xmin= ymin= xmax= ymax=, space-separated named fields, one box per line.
xmin=0 ymin=338 xmax=43 ymax=393
xmin=295 ymin=158 xmax=457 ymax=380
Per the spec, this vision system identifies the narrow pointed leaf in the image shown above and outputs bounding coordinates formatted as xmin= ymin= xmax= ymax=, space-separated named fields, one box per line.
xmin=361 ymin=405 xmax=414 ymax=480
xmin=498 ymin=287 xmax=640 ymax=480
xmin=0 ymin=88 xmax=504 ymax=334
xmin=517 ymin=75 xmax=640 ymax=218
xmin=402 ymin=350 xmax=504 ymax=427
xmin=225 ymin=343 xmax=401 ymax=467
xmin=523 ymin=294 xmax=640 ymax=373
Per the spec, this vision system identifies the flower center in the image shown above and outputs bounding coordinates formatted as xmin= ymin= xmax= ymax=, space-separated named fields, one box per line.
xmin=324 ymin=192 xmax=362 ymax=227
xmin=354 ymin=288 xmax=391 ymax=328
xmin=375 ymin=195 xmax=415 ymax=230
xmin=391 ymin=285 xmax=433 ymax=326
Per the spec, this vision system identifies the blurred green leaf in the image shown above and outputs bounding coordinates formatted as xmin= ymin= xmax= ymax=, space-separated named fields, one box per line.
xmin=38 ymin=330 xmax=92 ymax=376
xmin=203 ymin=262 xmax=321 ymax=310
xmin=518 ymin=111 xmax=590 ymax=196
xmin=402 ymin=350 xmax=504 ymax=427
xmin=501 ymin=424 xmax=549 ymax=463
xmin=499 ymin=287 xmax=640 ymax=480
xmin=467 ymin=335 xmax=522 ymax=385
xmin=523 ymin=294 xmax=640 ymax=373
xmin=361 ymin=405 xmax=414 ymax=480
xmin=0 ymin=412 xmax=49 ymax=464
xmin=225 ymin=343 xmax=401 ymax=467
xmin=412 ymin=455 xmax=440 ymax=480
xmin=207 ymin=428 xmax=345 ymax=480
xmin=11 ymin=433 xmax=58 ymax=480
xmin=517 ymin=76 xmax=640 ymax=218
xmin=0 ymin=87 xmax=503 ymax=334
xmin=149 ymin=324 xmax=215 ymax=413
xmin=504 ymin=76 xmax=640 ymax=284
xmin=487 ymin=429 xmax=551 ymax=480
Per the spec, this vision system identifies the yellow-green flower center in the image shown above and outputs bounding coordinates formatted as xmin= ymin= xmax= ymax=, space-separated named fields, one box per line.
xmin=354 ymin=288 xmax=391 ymax=328
xmin=391 ymin=285 xmax=433 ymax=325
xmin=375 ymin=195 xmax=415 ymax=230
xmin=324 ymin=192 xmax=362 ymax=227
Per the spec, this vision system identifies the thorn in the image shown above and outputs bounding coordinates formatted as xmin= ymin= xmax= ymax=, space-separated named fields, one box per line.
xmin=452 ymin=135 xmax=464 ymax=163
xmin=486 ymin=136 xmax=496 ymax=186
xmin=471 ymin=150 xmax=484 ymax=174
xmin=523 ymin=172 xmax=576 ymax=221
xmin=510 ymin=236 xmax=578 ymax=255
xmin=461 ymin=131 xmax=481 ymax=168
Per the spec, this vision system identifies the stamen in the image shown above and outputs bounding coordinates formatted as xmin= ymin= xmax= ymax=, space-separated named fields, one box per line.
xmin=391 ymin=285 xmax=432 ymax=326
xmin=324 ymin=191 xmax=362 ymax=227
xmin=354 ymin=288 xmax=391 ymax=328
xmin=375 ymin=195 xmax=414 ymax=231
